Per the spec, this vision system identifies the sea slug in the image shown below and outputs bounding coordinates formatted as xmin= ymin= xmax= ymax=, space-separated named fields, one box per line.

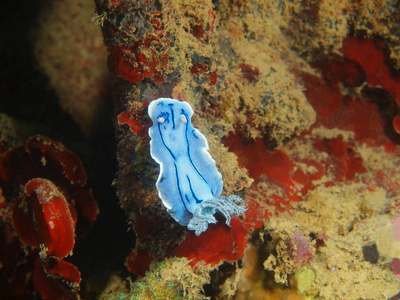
xmin=148 ymin=98 xmax=246 ymax=235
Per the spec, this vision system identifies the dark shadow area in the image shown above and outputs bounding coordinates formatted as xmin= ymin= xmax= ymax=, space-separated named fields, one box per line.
xmin=0 ymin=1 xmax=83 ymax=140
xmin=69 ymin=102 xmax=135 ymax=298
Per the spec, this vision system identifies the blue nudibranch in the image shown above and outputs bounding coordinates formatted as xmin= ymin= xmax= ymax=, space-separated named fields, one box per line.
xmin=148 ymin=98 xmax=246 ymax=235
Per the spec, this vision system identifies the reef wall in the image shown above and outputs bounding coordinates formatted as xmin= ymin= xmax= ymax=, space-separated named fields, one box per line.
xmin=94 ymin=0 xmax=400 ymax=298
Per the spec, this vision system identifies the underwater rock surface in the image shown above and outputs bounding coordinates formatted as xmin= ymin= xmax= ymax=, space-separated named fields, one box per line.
xmin=0 ymin=0 xmax=391 ymax=298
xmin=92 ymin=0 xmax=400 ymax=298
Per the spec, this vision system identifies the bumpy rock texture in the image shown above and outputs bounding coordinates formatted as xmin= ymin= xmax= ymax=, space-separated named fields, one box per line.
xmin=94 ymin=0 xmax=400 ymax=298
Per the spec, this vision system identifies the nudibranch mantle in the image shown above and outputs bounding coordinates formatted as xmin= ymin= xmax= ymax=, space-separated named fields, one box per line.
xmin=148 ymin=98 xmax=246 ymax=235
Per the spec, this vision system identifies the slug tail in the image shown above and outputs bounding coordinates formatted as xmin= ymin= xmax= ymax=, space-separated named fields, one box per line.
xmin=187 ymin=195 xmax=246 ymax=236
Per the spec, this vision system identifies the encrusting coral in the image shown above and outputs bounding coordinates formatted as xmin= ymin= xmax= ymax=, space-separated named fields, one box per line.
xmin=91 ymin=0 xmax=400 ymax=298
xmin=129 ymin=258 xmax=210 ymax=300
